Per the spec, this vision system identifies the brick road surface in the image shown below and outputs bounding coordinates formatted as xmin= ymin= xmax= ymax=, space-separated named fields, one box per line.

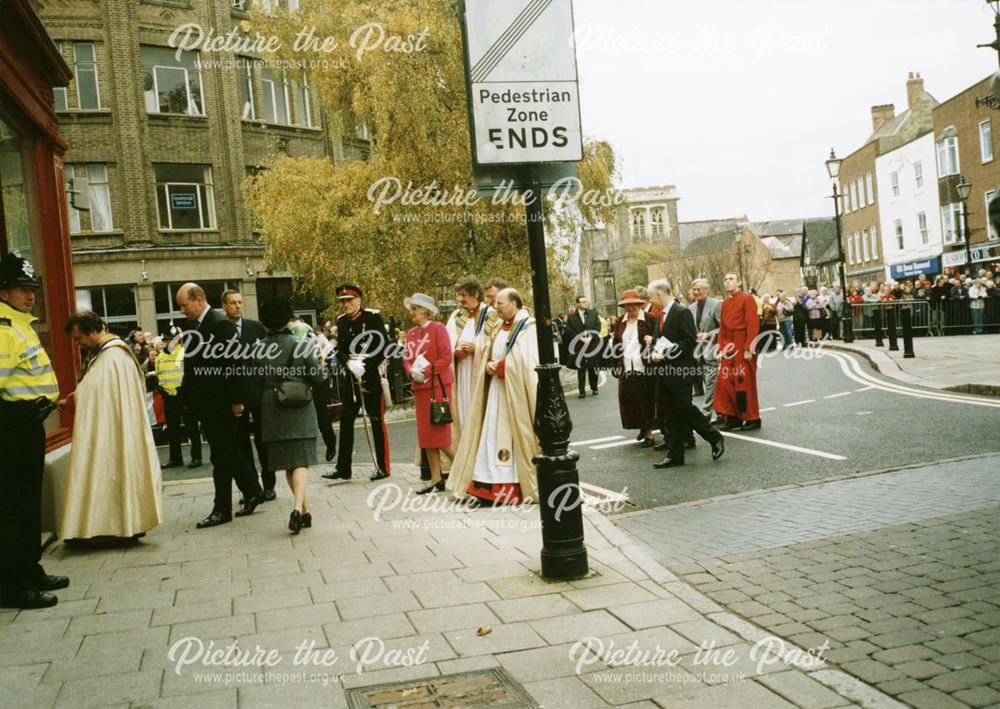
xmin=618 ymin=455 xmax=1000 ymax=708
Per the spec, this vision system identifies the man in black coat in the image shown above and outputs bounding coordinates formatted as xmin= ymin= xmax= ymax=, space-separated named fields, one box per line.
xmin=564 ymin=295 xmax=601 ymax=398
xmin=176 ymin=283 xmax=265 ymax=528
xmin=645 ymin=279 xmax=725 ymax=468
xmin=222 ymin=289 xmax=275 ymax=501
xmin=324 ymin=285 xmax=391 ymax=482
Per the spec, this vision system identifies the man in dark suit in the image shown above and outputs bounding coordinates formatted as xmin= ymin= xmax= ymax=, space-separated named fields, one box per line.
xmin=564 ymin=295 xmax=601 ymax=398
xmin=176 ymin=283 xmax=265 ymax=528
xmin=323 ymin=285 xmax=391 ymax=482
xmin=221 ymin=289 xmax=275 ymax=501
xmin=645 ymin=279 xmax=725 ymax=469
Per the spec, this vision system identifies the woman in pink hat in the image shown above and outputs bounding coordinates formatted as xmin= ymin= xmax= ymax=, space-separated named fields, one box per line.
xmin=612 ymin=289 xmax=656 ymax=447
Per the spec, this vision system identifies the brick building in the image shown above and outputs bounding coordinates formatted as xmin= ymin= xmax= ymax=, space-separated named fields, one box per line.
xmin=840 ymin=73 xmax=938 ymax=284
xmin=37 ymin=0 xmax=365 ymax=335
xmin=932 ymin=75 xmax=1000 ymax=272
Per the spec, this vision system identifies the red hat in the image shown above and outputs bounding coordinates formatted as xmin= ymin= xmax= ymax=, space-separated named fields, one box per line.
xmin=617 ymin=289 xmax=645 ymax=307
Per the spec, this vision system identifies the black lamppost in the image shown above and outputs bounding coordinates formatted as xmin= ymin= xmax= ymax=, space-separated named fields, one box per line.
xmin=825 ymin=149 xmax=854 ymax=342
xmin=956 ymin=175 xmax=974 ymax=273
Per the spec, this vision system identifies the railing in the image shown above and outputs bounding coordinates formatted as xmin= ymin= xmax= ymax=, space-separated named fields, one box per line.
xmin=848 ymin=298 xmax=1000 ymax=337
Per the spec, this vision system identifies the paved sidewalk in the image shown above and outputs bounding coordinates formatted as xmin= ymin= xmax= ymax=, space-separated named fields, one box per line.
xmin=2 ymin=464 xmax=897 ymax=708
xmin=826 ymin=334 xmax=1000 ymax=395
xmin=618 ymin=456 xmax=1000 ymax=708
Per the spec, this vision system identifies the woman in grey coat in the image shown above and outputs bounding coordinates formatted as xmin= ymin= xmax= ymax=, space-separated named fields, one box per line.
xmin=257 ymin=298 xmax=327 ymax=533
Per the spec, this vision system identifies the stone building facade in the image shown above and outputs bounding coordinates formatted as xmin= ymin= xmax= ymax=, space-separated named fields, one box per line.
xmin=38 ymin=0 xmax=365 ymax=335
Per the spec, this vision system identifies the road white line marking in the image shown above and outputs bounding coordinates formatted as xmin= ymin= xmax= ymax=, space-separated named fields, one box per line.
xmin=783 ymin=399 xmax=815 ymax=408
xmin=721 ymin=432 xmax=847 ymax=460
xmin=759 ymin=407 xmax=776 ymax=412
xmin=579 ymin=482 xmax=630 ymax=507
xmin=572 ymin=436 xmax=625 ymax=447
xmin=591 ymin=439 xmax=641 ymax=450
xmin=825 ymin=391 xmax=853 ymax=399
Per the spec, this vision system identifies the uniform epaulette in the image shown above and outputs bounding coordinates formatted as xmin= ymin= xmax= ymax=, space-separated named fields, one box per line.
xmin=0 ymin=318 xmax=10 ymax=327
xmin=365 ymin=308 xmax=380 ymax=314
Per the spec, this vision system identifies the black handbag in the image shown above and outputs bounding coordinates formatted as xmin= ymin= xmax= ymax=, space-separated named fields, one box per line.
xmin=274 ymin=345 xmax=312 ymax=408
xmin=429 ymin=366 xmax=453 ymax=425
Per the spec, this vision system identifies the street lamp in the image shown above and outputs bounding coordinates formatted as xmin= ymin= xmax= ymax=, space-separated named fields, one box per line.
xmin=956 ymin=175 xmax=974 ymax=273
xmin=825 ymin=149 xmax=853 ymax=342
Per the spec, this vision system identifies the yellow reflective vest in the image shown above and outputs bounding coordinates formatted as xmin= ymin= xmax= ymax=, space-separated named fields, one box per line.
xmin=0 ymin=301 xmax=59 ymax=403
xmin=154 ymin=345 xmax=184 ymax=396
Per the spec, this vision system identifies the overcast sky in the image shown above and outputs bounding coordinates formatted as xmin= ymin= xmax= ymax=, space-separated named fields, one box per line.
xmin=572 ymin=0 xmax=998 ymax=222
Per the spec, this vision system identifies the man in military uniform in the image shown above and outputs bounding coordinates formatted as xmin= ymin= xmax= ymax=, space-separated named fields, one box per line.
xmin=0 ymin=253 xmax=69 ymax=609
xmin=323 ymin=285 xmax=391 ymax=481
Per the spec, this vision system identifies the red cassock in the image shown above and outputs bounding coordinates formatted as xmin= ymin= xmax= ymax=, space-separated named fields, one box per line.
xmin=713 ymin=290 xmax=761 ymax=421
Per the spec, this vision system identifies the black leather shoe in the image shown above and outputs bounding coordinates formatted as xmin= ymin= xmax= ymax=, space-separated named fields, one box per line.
xmin=288 ymin=510 xmax=302 ymax=534
xmin=415 ymin=480 xmax=446 ymax=495
xmin=1 ymin=588 xmax=58 ymax=609
xmin=653 ymin=439 xmax=669 ymax=451
xmin=196 ymin=510 xmax=231 ymax=529
xmin=325 ymin=444 xmax=337 ymax=462
xmin=639 ymin=438 xmax=654 ymax=448
xmin=161 ymin=460 xmax=183 ymax=469
xmin=722 ymin=419 xmax=741 ymax=432
xmin=653 ymin=456 xmax=684 ymax=469
xmin=711 ymin=417 xmax=725 ymax=427
xmin=234 ymin=494 xmax=265 ymax=517
xmin=322 ymin=470 xmax=351 ymax=480
xmin=34 ymin=574 xmax=69 ymax=592
xmin=301 ymin=513 xmax=312 ymax=528
xmin=712 ymin=437 xmax=725 ymax=460
xmin=578 ymin=392 xmax=586 ymax=399
xmin=370 ymin=470 xmax=390 ymax=481
xmin=188 ymin=459 xmax=203 ymax=468
xmin=635 ymin=432 xmax=645 ymax=442
xmin=262 ymin=489 xmax=277 ymax=502
xmin=740 ymin=419 xmax=762 ymax=431
xmin=591 ymin=389 xmax=599 ymax=396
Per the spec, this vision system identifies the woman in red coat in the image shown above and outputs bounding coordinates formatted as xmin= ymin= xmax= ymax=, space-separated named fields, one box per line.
xmin=403 ymin=293 xmax=456 ymax=494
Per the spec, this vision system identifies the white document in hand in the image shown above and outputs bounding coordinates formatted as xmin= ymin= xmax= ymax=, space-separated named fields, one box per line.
xmin=412 ymin=354 xmax=430 ymax=372
xmin=654 ymin=336 xmax=674 ymax=354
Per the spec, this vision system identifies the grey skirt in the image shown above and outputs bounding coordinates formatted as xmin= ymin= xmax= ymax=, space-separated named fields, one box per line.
xmin=265 ymin=437 xmax=317 ymax=471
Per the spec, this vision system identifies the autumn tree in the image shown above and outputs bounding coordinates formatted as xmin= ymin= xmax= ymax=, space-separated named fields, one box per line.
xmin=243 ymin=1 xmax=619 ymax=319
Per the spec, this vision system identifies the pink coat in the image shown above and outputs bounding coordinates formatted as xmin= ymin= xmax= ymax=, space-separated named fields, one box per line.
xmin=404 ymin=320 xmax=454 ymax=391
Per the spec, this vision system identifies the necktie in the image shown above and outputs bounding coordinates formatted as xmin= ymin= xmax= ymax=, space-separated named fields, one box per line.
xmin=696 ymin=299 xmax=705 ymax=327
xmin=237 ymin=321 xmax=242 ymax=338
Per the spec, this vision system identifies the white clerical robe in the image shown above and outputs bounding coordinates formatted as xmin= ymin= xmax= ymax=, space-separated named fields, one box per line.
xmin=59 ymin=339 xmax=163 ymax=540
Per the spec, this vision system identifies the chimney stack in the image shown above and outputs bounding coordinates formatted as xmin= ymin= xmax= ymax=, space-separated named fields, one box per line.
xmin=906 ymin=71 xmax=925 ymax=110
xmin=871 ymin=104 xmax=895 ymax=132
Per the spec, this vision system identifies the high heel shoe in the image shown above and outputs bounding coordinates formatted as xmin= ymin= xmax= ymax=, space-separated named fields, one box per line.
xmin=288 ymin=510 xmax=302 ymax=534
xmin=301 ymin=512 xmax=312 ymax=528
xmin=415 ymin=480 xmax=446 ymax=495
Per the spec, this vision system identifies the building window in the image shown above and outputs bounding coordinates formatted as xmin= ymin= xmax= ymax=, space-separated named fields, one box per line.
xmin=252 ymin=0 xmax=300 ymax=13
xmin=238 ymin=57 xmax=255 ymax=120
xmin=894 ymin=219 xmax=903 ymax=250
xmin=64 ymin=164 xmax=113 ymax=233
xmin=261 ymin=68 xmax=291 ymax=125
xmin=941 ymin=203 xmax=963 ymax=243
xmin=141 ymin=46 xmax=205 ymax=115
xmin=630 ymin=209 xmax=646 ymax=240
xmin=914 ymin=161 xmax=923 ymax=190
xmin=870 ymin=225 xmax=878 ymax=260
xmin=890 ymin=172 xmax=899 ymax=198
xmin=980 ymin=120 xmax=993 ymax=163
xmin=154 ymin=164 xmax=216 ymax=231
xmin=73 ymin=42 xmax=101 ymax=110
xmin=861 ymin=230 xmax=870 ymax=261
xmin=154 ymin=280 xmax=236 ymax=336
xmin=849 ymin=182 xmax=857 ymax=212
xmin=840 ymin=184 xmax=848 ymax=214
xmin=857 ymin=178 xmax=865 ymax=206
xmin=295 ymin=75 xmax=312 ymax=127
xmin=866 ymin=173 xmax=874 ymax=205
xmin=649 ymin=207 xmax=664 ymax=236
xmin=76 ymin=285 xmax=138 ymax=337
xmin=53 ymin=87 xmax=68 ymax=112
xmin=986 ymin=190 xmax=999 ymax=241
xmin=847 ymin=234 xmax=854 ymax=264
xmin=917 ymin=212 xmax=928 ymax=245
xmin=936 ymin=135 xmax=959 ymax=176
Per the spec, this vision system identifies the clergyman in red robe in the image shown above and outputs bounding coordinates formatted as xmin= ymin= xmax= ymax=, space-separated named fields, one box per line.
xmin=714 ymin=273 xmax=762 ymax=431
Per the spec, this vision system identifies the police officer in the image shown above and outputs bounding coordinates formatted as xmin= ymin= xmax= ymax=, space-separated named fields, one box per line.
xmin=323 ymin=285 xmax=391 ymax=481
xmin=154 ymin=338 xmax=186 ymax=468
xmin=0 ymin=253 xmax=69 ymax=609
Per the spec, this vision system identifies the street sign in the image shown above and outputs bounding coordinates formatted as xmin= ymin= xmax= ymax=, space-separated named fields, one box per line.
xmin=459 ymin=0 xmax=584 ymax=166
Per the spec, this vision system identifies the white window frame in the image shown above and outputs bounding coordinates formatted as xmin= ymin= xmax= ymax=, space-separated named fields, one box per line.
xmin=849 ymin=182 xmax=857 ymax=212
xmin=894 ymin=219 xmax=903 ymax=250
xmin=296 ymin=74 xmax=312 ymax=128
xmin=980 ymin=120 xmax=993 ymax=163
xmin=866 ymin=173 xmax=874 ymax=205
xmin=238 ymin=57 xmax=255 ymax=121
xmin=917 ymin=212 xmax=928 ymax=245
xmin=937 ymin=135 xmax=960 ymax=176
xmin=650 ymin=207 xmax=664 ymax=236
xmin=262 ymin=71 xmax=292 ymax=125
xmin=986 ymin=190 xmax=999 ymax=241
xmin=941 ymin=203 xmax=962 ymax=243
xmin=857 ymin=178 xmax=865 ymax=207
xmin=847 ymin=234 xmax=854 ymax=264
xmin=914 ymin=161 xmax=923 ymax=190
xmin=53 ymin=87 xmax=68 ymax=112
xmin=64 ymin=164 xmax=113 ymax=233
xmin=870 ymin=225 xmax=879 ymax=260
xmin=154 ymin=165 xmax=217 ymax=231
xmin=630 ymin=209 xmax=646 ymax=240
xmin=73 ymin=42 xmax=101 ymax=110
xmin=890 ymin=172 xmax=900 ymax=198
xmin=142 ymin=47 xmax=205 ymax=116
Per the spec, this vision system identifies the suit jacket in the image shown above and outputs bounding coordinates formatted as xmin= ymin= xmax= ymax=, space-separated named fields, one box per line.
xmin=182 ymin=307 xmax=245 ymax=412
xmin=564 ymin=308 xmax=602 ymax=366
xmin=236 ymin=317 xmax=266 ymax=407
xmin=692 ymin=296 xmax=721 ymax=364
xmin=646 ymin=301 xmax=700 ymax=388
xmin=335 ymin=308 xmax=388 ymax=393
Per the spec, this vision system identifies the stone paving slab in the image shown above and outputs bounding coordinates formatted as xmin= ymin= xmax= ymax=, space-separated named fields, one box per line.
xmin=0 ymin=464 xmax=907 ymax=708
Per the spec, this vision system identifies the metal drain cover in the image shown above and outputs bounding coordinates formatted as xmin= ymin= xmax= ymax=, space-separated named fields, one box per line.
xmin=345 ymin=667 xmax=537 ymax=708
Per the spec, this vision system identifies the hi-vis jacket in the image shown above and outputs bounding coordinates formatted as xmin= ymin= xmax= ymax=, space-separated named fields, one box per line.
xmin=154 ymin=345 xmax=184 ymax=396
xmin=0 ymin=301 xmax=59 ymax=403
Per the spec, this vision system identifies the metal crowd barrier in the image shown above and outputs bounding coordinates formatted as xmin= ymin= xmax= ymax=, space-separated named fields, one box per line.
xmin=848 ymin=299 xmax=1000 ymax=338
